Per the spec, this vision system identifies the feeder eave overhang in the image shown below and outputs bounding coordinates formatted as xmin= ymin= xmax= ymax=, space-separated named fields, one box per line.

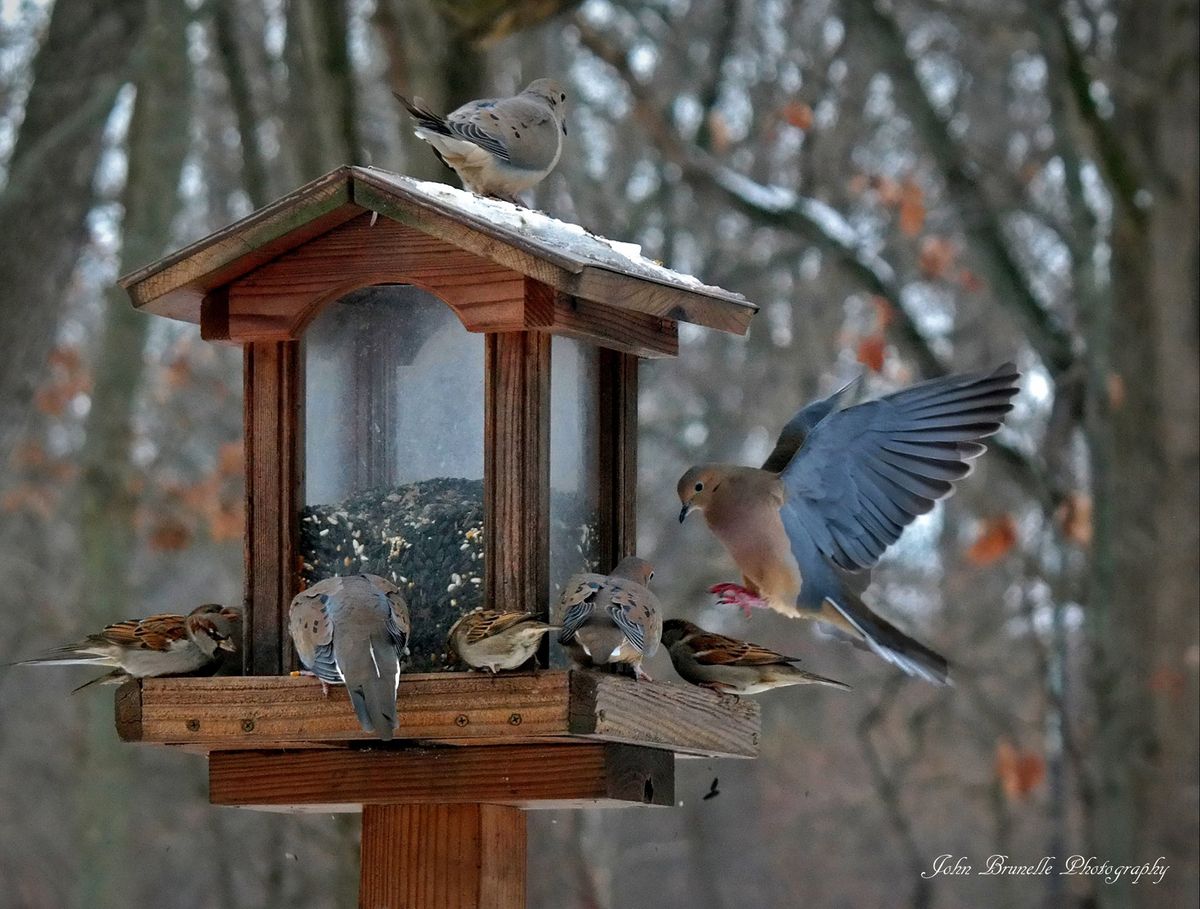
xmin=118 ymin=166 xmax=758 ymax=336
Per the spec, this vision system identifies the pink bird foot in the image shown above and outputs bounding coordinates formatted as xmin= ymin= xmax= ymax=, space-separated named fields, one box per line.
xmin=294 ymin=669 xmax=332 ymax=698
xmin=708 ymin=583 xmax=767 ymax=618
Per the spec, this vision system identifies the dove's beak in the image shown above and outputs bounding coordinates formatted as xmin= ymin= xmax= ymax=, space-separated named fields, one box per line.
xmin=678 ymin=504 xmax=691 ymax=523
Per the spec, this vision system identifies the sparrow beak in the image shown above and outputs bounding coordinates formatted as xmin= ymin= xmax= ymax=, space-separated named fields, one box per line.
xmin=678 ymin=504 xmax=691 ymax=523
xmin=217 ymin=638 xmax=238 ymax=652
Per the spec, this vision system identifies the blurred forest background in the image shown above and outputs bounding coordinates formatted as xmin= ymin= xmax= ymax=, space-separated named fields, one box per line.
xmin=0 ymin=0 xmax=1196 ymax=907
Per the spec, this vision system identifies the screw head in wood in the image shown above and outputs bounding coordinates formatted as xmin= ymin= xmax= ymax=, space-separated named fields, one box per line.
xmin=185 ymin=719 xmax=200 ymax=732
xmin=242 ymin=718 xmax=256 ymax=733
xmin=508 ymin=713 xmax=522 ymax=726
xmin=455 ymin=714 xmax=469 ymax=727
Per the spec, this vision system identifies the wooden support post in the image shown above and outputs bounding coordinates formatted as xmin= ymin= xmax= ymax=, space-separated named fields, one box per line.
xmin=359 ymin=803 xmax=525 ymax=909
xmin=483 ymin=330 xmax=551 ymax=618
xmin=597 ymin=349 xmax=639 ymax=567
xmin=243 ymin=340 xmax=303 ymax=674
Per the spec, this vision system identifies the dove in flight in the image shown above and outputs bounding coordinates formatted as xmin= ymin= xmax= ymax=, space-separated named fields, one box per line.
xmin=677 ymin=364 xmax=1021 ymax=685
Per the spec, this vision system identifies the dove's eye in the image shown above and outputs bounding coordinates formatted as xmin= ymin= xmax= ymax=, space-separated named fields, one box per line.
xmin=694 ymin=482 xmax=704 ymax=492
xmin=560 ymin=93 xmax=566 ymax=101
xmin=649 ymin=571 xmax=655 ymax=581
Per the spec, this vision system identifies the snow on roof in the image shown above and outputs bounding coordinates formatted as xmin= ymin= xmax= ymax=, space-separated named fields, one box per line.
xmin=364 ymin=169 xmax=741 ymax=300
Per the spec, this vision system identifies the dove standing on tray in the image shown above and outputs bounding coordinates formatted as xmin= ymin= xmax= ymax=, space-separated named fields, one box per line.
xmin=288 ymin=574 xmax=411 ymax=741
xmin=677 ymin=364 xmax=1021 ymax=685
xmin=662 ymin=619 xmax=849 ymax=695
xmin=394 ymin=78 xmax=568 ymax=201
xmin=556 ymin=557 xmax=662 ymax=681
xmin=448 ymin=608 xmax=559 ymax=673
xmin=16 ymin=604 xmax=241 ymax=692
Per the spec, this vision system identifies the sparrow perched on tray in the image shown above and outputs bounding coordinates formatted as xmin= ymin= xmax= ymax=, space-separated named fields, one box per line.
xmin=288 ymin=574 xmax=411 ymax=741
xmin=677 ymin=364 xmax=1020 ymax=685
xmin=556 ymin=556 xmax=662 ymax=681
xmin=661 ymin=619 xmax=849 ymax=695
xmin=16 ymin=604 xmax=241 ymax=692
xmin=447 ymin=608 xmax=559 ymax=673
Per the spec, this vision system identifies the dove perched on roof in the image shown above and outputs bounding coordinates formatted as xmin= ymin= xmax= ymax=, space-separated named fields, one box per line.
xmin=556 ymin=557 xmax=662 ymax=681
xmin=394 ymin=78 xmax=568 ymax=202
xmin=16 ymin=604 xmax=241 ymax=692
xmin=677 ymin=363 xmax=1021 ymax=685
xmin=447 ymin=608 xmax=559 ymax=673
xmin=661 ymin=619 xmax=849 ymax=695
xmin=288 ymin=574 xmax=411 ymax=741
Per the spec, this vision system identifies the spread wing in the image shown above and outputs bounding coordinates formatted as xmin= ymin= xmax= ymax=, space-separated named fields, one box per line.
xmin=687 ymin=631 xmax=798 ymax=667
xmin=780 ymin=363 xmax=1020 ymax=572
xmin=761 ymin=374 xmax=862 ymax=472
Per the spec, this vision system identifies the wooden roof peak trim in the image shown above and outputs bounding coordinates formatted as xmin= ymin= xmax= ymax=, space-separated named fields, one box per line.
xmin=119 ymin=166 xmax=757 ymax=336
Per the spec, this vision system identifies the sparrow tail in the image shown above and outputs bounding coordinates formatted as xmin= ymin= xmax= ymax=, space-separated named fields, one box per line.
xmin=823 ymin=593 xmax=950 ymax=686
xmin=71 ymin=669 xmax=132 ymax=693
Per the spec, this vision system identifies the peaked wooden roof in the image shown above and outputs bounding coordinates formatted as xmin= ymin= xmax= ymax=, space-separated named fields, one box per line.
xmin=119 ymin=166 xmax=757 ymax=335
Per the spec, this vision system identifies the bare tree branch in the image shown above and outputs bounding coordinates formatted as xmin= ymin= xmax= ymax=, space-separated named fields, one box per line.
xmin=844 ymin=0 xmax=1075 ymax=374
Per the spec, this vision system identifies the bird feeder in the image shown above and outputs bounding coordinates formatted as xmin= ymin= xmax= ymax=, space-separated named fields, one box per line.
xmin=115 ymin=166 xmax=761 ymax=907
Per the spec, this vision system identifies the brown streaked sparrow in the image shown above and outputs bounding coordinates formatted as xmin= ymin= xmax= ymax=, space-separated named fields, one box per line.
xmin=661 ymin=619 xmax=849 ymax=695
xmin=17 ymin=604 xmax=241 ymax=692
xmin=447 ymin=608 xmax=559 ymax=673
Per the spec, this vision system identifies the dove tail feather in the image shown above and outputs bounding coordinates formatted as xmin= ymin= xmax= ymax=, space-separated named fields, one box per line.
xmin=393 ymin=93 xmax=452 ymax=137
xmin=347 ymin=678 xmax=398 ymax=741
xmin=824 ymin=594 xmax=951 ymax=686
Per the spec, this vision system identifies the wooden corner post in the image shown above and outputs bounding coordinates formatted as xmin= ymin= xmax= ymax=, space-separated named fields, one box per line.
xmin=243 ymin=339 xmax=303 ymax=675
xmin=483 ymin=323 xmax=552 ymax=619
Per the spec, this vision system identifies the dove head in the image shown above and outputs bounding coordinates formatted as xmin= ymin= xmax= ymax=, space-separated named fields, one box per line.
xmin=523 ymin=78 xmax=569 ymax=132
xmin=677 ymin=464 xmax=727 ymax=522
xmin=186 ymin=603 xmax=241 ymax=654
xmin=611 ymin=556 xmax=654 ymax=586
xmin=661 ymin=618 xmax=702 ymax=648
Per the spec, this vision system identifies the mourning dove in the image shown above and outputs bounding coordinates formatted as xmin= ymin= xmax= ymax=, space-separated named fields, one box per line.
xmin=394 ymin=78 xmax=568 ymax=202
xmin=677 ymin=364 xmax=1021 ymax=685
xmin=288 ymin=574 xmax=411 ymax=740
xmin=16 ymin=604 xmax=241 ymax=692
xmin=447 ymin=608 xmax=559 ymax=673
xmin=661 ymin=619 xmax=849 ymax=695
xmin=556 ymin=557 xmax=662 ymax=681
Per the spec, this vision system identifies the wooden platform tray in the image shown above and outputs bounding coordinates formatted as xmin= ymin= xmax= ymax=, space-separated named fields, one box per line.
xmin=116 ymin=669 xmax=760 ymax=758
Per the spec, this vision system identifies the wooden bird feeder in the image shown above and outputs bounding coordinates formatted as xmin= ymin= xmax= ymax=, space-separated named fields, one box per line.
xmin=116 ymin=166 xmax=760 ymax=907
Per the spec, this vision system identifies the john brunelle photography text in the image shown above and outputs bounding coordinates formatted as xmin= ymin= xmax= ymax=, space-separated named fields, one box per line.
xmin=924 ymin=854 xmax=1171 ymax=886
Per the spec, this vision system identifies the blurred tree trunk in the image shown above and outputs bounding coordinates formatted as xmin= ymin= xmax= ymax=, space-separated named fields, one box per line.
xmin=73 ymin=1 xmax=191 ymax=906
xmin=1086 ymin=2 xmax=1199 ymax=906
xmin=0 ymin=0 xmax=147 ymax=472
xmin=285 ymin=0 xmax=360 ymax=178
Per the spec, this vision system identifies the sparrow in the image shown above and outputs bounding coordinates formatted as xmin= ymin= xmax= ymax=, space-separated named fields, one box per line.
xmin=394 ymin=78 xmax=568 ymax=202
xmin=16 ymin=604 xmax=241 ymax=692
xmin=661 ymin=619 xmax=849 ymax=695
xmin=556 ymin=556 xmax=662 ymax=681
xmin=447 ymin=608 xmax=559 ymax=673
xmin=677 ymin=363 xmax=1020 ymax=685
xmin=288 ymin=574 xmax=411 ymax=741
